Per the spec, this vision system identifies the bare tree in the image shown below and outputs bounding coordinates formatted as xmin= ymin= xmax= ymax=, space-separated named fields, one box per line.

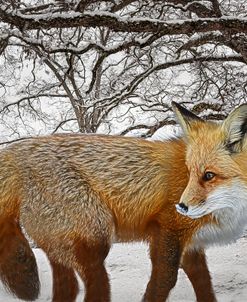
xmin=0 ymin=0 xmax=246 ymax=141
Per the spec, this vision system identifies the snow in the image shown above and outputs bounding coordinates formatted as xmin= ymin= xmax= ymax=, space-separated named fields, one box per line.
xmin=2 ymin=4 xmax=247 ymax=30
xmin=1 ymin=239 xmax=247 ymax=301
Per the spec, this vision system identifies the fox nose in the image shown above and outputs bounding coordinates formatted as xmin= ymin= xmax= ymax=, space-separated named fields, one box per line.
xmin=178 ymin=203 xmax=188 ymax=213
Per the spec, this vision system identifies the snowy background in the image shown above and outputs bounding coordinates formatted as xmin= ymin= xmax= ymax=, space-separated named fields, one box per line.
xmin=0 ymin=1 xmax=247 ymax=301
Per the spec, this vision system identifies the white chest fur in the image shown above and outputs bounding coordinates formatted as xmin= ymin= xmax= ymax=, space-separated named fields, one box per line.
xmin=192 ymin=209 xmax=247 ymax=249
xmin=191 ymin=180 xmax=247 ymax=249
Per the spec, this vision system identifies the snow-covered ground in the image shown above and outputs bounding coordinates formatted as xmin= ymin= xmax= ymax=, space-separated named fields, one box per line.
xmin=1 ymin=238 xmax=247 ymax=301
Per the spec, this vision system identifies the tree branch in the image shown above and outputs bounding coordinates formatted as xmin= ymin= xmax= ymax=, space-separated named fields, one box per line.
xmin=0 ymin=5 xmax=246 ymax=35
xmin=93 ymin=54 xmax=245 ymax=110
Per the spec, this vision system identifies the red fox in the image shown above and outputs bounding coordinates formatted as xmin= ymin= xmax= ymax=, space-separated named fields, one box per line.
xmin=0 ymin=133 xmax=219 ymax=302
xmin=173 ymin=102 xmax=247 ymax=248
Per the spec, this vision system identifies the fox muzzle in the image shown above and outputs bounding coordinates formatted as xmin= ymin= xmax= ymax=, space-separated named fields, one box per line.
xmin=175 ymin=203 xmax=188 ymax=215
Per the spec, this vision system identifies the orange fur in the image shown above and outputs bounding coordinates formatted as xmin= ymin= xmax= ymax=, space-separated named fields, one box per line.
xmin=0 ymin=134 xmax=217 ymax=301
xmin=173 ymin=102 xmax=247 ymax=271
xmin=172 ymin=102 xmax=247 ymax=215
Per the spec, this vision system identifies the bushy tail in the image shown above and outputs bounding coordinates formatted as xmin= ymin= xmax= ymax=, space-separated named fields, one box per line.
xmin=0 ymin=218 xmax=40 ymax=301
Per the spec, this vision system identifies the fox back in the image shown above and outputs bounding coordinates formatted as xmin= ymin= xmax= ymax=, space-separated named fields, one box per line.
xmin=0 ymin=134 xmax=188 ymax=242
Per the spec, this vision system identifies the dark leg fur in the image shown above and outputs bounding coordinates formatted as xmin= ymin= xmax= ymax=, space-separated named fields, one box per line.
xmin=143 ymin=229 xmax=181 ymax=302
xmin=75 ymin=240 xmax=110 ymax=302
xmin=181 ymin=249 xmax=217 ymax=302
xmin=83 ymin=263 xmax=110 ymax=302
xmin=0 ymin=218 xmax=40 ymax=301
xmin=51 ymin=261 xmax=79 ymax=302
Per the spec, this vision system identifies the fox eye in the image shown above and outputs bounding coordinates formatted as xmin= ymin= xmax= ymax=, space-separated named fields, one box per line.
xmin=203 ymin=171 xmax=216 ymax=181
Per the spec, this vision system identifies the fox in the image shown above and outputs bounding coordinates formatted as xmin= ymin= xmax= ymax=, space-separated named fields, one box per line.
xmin=0 ymin=133 xmax=220 ymax=302
xmin=173 ymin=101 xmax=247 ymax=249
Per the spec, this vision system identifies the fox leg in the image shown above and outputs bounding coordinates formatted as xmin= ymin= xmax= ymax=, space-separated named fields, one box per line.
xmin=143 ymin=228 xmax=181 ymax=302
xmin=0 ymin=218 xmax=40 ymax=301
xmin=74 ymin=240 xmax=110 ymax=302
xmin=50 ymin=260 xmax=79 ymax=302
xmin=181 ymin=249 xmax=217 ymax=302
xmin=21 ymin=185 xmax=113 ymax=302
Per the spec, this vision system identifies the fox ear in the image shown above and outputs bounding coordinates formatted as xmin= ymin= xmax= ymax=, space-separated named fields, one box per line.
xmin=171 ymin=101 xmax=202 ymax=136
xmin=222 ymin=104 xmax=247 ymax=153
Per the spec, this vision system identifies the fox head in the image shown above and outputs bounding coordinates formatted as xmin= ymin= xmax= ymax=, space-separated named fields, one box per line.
xmin=172 ymin=102 xmax=247 ymax=220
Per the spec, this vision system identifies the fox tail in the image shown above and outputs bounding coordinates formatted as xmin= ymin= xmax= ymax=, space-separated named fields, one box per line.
xmin=0 ymin=218 xmax=40 ymax=301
